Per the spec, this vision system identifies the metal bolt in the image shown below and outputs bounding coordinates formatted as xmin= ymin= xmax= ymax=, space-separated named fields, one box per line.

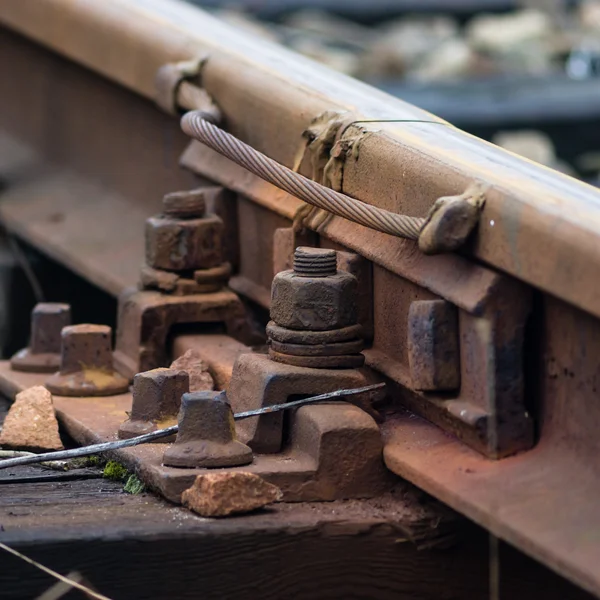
xmin=119 ymin=368 xmax=189 ymax=439
xmin=269 ymin=247 xmax=365 ymax=367
xmin=11 ymin=303 xmax=71 ymax=373
xmin=163 ymin=391 xmax=253 ymax=468
xmin=60 ymin=324 xmax=113 ymax=372
xmin=270 ymin=247 xmax=358 ymax=331
xmin=30 ymin=303 xmax=71 ymax=354
xmin=293 ymin=247 xmax=337 ymax=277
xmin=162 ymin=189 xmax=206 ymax=219
xmin=46 ymin=324 xmax=129 ymax=397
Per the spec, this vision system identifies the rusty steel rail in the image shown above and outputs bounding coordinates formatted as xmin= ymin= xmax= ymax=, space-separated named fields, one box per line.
xmin=1 ymin=1 xmax=600 ymax=598
xmin=2 ymin=0 xmax=600 ymax=318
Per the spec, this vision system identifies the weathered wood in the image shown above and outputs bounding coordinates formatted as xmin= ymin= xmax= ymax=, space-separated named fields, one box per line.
xmin=0 ymin=464 xmax=593 ymax=600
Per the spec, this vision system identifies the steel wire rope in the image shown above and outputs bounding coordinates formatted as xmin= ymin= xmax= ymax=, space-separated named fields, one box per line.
xmin=181 ymin=111 xmax=425 ymax=240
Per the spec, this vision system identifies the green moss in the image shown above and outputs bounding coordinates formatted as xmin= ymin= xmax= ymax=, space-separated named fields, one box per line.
xmin=124 ymin=474 xmax=146 ymax=495
xmin=103 ymin=460 xmax=146 ymax=494
xmin=86 ymin=455 xmax=104 ymax=467
xmin=103 ymin=460 xmax=129 ymax=482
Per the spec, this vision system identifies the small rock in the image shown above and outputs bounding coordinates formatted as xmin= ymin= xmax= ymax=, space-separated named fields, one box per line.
xmin=410 ymin=38 xmax=477 ymax=82
xmin=170 ymin=349 xmax=214 ymax=392
xmin=466 ymin=9 xmax=560 ymax=76
xmin=0 ymin=386 xmax=63 ymax=451
xmin=182 ymin=472 xmax=281 ymax=517
xmin=466 ymin=10 xmax=554 ymax=53
xmin=360 ymin=16 xmax=458 ymax=77
xmin=579 ymin=0 xmax=600 ymax=31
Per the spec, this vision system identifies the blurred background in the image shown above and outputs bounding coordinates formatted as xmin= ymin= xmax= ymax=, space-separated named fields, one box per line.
xmin=186 ymin=0 xmax=600 ymax=184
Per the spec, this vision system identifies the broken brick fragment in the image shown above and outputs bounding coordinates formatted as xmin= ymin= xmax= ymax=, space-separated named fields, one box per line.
xmin=170 ymin=349 xmax=214 ymax=391
xmin=0 ymin=386 xmax=63 ymax=452
xmin=182 ymin=472 xmax=281 ymax=517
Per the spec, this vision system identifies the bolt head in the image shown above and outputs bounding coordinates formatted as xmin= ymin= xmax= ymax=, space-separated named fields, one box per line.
xmin=30 ymin=303 xmax=71 ymax=354
xmin=131 ymin=367 xmax=189 ymax=421
xmin=59 ymin=324 xmax=113 ymax=373
xmin=270 ymin=270 xmax=358 ymax=331
xmin=145 ymin=214 xmax=224 ymax=272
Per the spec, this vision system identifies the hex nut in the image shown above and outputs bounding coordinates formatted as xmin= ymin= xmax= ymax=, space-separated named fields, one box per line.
xmin=145 ymin=214 xmax=224 ymax=272
xmin=270 ymin=270 xmax=358 ymax=331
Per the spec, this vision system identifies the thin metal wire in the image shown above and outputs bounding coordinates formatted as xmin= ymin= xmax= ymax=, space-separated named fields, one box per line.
xmin=181 ymin=111 xmax=425 ymax=239
xmin=0 ymin=383 xmax=385 ymax=470
xmin=0 ymin=543 xmax=112 ymax=600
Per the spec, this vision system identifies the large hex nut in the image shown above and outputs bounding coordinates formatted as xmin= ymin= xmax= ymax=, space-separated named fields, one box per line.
xmin=270 ymin=270 xmax=358 ymax=331
xmin=145 ymin=214 xmax=223 ymax=272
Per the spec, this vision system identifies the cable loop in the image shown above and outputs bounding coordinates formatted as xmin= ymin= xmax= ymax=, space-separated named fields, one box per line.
xmin=181 ymin=111 xmax=425 ymax=240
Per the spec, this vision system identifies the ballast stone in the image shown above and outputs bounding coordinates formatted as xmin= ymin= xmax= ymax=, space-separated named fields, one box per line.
xmin=182 ymin=472 xmax=281 ymax=517
xmin=0 ymin=386 xmax=63 ymax=452
xmin=170 ymin=349 xmax=214 ymax=392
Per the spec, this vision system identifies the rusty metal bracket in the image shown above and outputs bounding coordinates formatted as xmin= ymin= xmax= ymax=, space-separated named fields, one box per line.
xmin=155 ymin=57 xmax=221 ymax=121
xmin=113 ymin=287 xmax=251 ymax=380
xmin=0 ymin=353 xmax=392 ymax=504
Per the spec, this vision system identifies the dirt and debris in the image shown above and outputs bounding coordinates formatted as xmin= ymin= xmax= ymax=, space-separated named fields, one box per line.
xmin=0 ymin=386 xmax=63 ymax=452
xmin=170 ymin=349 xmax=214 ymax=391
xmin=182 ymin=472 xmax=282 ymax=517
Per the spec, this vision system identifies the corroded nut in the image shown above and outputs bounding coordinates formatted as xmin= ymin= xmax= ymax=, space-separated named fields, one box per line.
xmin=59 ymin=324 xmax=113 ymax=373
xmin=30 ymin=303 xmax=72 ymax=354
xmin=118 ymin=367 xmax=189 ymax=440
xmin=270 ymin=270 xmax=358 ymax=331
xmin=45 ymin=324 xmax=129 ymax=397
xmin=11 ymin=303 xmax=72 ymax=373
xmin=163 ymin=391 xmax=253 ymax=468
xmin=145 ymin=214 xmax=224 ymax=272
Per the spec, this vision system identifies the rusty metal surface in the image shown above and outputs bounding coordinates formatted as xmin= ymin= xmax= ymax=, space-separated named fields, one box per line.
xmin=0 ymin=138 xmax=145 ymax=296
xmin=2 ymin=1 xmax=600 ymax=320
xmin=163 ymin=390 xmax=253 ymax=468
xmin=10 ymin=303 xmax=71 ymax=373
xmin=381 ymin=293 xmax=600 ymax=598
xmin=407 ymin=300 xmax=460 ymax=392
xmin=118 ymin=368 xmax=189 ymax=440
xmin=45 ymin=324 xmax=129 ymax=397
xmin=0 ymin=27 xmax=198 ymax=297
xmin=0 ymin=359 xmax=392 ymax=504
xmin=227 ymin=352 xmax=377 ymax=454
xmin=113 ymin=287 xmax=252 ymax=380
xmin=1 ymin=1 xmax=600 ymax=595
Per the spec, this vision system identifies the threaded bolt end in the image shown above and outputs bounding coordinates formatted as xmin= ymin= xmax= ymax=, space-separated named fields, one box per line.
xmin=293 ymin=247 xmax=337 ymax=277
xmin=163 ymin=190 xmax=206 ymax=219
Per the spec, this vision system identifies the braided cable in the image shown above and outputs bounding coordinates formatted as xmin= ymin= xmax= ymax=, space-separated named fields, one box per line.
xmin=181 ymin=111 xmax=425 ymax=239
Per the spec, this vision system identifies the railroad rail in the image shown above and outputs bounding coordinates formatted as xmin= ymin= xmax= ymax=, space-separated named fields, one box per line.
xmin=1 ymin=0 xmax=600 ymax=597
